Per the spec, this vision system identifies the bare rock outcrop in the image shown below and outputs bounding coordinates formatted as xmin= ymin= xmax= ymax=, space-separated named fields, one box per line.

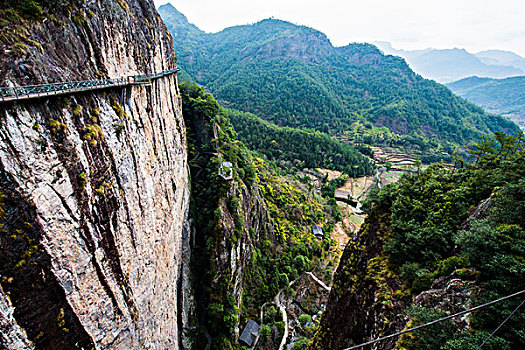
xmin=0 ymin=1 xmax=190 ymax=348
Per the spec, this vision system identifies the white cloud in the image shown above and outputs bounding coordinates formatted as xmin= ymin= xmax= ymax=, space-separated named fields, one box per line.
xmin=154 ymin=0 xmax=525 ymax=56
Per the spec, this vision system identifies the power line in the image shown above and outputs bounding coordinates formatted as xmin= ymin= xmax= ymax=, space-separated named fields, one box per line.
xmin=476 ymin=298 xmax=525 ymax=350
xmin=342 ymin=289 xmax=525 ymax=350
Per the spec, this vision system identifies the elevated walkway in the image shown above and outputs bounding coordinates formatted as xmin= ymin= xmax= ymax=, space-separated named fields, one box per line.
xmin=0 ymin=67 xmax=180 ymax=103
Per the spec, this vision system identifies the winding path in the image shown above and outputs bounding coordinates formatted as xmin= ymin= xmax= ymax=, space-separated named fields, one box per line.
xmin=276 ymin=286 xmax=290 ymax=350
xmin=306 ymin=272 xmax=331 ymax=292
xmin=259 ymin=271 xmax=333 ymax=350
xmin=270 ymin=272 xmax=332 ymax=350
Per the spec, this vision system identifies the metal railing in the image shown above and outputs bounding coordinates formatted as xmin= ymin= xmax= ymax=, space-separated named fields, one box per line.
xmin=0 ymin=67 xmax=180 ymax=103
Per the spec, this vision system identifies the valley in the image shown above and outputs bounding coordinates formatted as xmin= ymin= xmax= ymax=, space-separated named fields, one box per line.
xmin=0 ymin=1 xmax=523 ymax=350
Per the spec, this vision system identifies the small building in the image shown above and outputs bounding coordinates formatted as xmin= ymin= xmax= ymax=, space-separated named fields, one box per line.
xmin=219 ymin=161 xmax=233 ymax=181
xmin=239 ymin=320 xmax=260 ymax=347
xmin=312 ymin=225 xmax=324 ymax=239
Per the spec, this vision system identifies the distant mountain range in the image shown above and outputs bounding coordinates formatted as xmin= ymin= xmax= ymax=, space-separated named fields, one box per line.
xmin=447 ymin=76 xmax=525 ymax=130
xmin=159 ymin=4 xmax=518 ymax=153
xmin=375 ymin=42 xmax=525 ymax=83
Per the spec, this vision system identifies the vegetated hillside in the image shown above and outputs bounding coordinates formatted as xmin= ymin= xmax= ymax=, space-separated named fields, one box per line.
xmin=180 ymin=82 xmax=341 ymax=349
xmin=158 ymin=4 xmax=519 ymax=155
xmin=228 ymin=109 xmax=374 ymax=176
xmin=447 ymin=76 xmax=525 ymax=130
xmin=375 ymin=42 xmax=525 ymax=83
xmin=312 ymin=132 xmax=525 ymax=350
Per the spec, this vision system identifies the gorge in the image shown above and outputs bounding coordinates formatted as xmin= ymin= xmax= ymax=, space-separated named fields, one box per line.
xmin=1 ymin=1 xmax=524 ymax=350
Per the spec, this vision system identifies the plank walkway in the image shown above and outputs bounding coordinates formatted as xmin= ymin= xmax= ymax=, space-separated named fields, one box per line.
xmin=0 ymin=67 xmax=180 ymax=103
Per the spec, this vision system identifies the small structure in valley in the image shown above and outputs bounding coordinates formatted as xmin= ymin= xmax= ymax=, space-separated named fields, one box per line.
xmin=239 ymin=320 xmax=260 ymax=347
xmin=219 ymin=161 xmax=233 ymax=181
xmin=312 ymin=225 xmax=324 ymax=239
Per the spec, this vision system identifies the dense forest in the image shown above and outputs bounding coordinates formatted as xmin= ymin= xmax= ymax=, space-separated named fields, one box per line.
xmin=313 ymin=131 xmax=525 ymax=349
xmin=159 ymin=4 xmax=519 ymax=155
xmin=228 ymin=109 xmax=374 ymax=176
xmin=447 ymin=76 xmax=525 ymax=130
xmin=180 ymin=82 xmax=338 ymax=349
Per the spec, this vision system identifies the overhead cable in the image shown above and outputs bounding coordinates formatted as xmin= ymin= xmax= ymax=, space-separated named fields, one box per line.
xmin=341 ymin=289 xmax=525 ymax=350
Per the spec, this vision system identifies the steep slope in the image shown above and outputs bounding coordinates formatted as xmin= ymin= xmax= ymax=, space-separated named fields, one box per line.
xmin=180 ymin=82 xmax=339 ymax=349
xmin=312 ymin=133 xmax=525 ymax=349
xmin=0 ymin=1 xmax=190 ymax=349
xmin=158 ymin=3 xmax=208 ymax=81
xmin=159 ymin=5 xmax=519 ymax=154
xmin=447 ymin=76 xmax=525 ymax=130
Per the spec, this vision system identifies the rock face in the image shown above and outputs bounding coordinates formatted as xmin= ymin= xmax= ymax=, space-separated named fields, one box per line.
xmin=310 ymin=204 xmax=408 ymax=350
xmin=0 ymin=1 xmax=190 ymax=349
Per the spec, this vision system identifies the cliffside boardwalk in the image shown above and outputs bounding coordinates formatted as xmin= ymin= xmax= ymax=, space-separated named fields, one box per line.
xmin=0 ymin=68 xmax=180 ymax=103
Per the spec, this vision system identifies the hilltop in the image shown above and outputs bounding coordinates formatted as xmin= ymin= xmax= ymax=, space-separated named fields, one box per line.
xmin=159 ymin=4 xmax=518 ymax=155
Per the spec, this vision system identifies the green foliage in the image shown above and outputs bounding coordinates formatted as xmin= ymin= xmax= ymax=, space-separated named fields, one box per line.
xmin=71 ymin=104 xmax=83 ymax=117
xmin=362 ymin=132 xmax=525 ymax=348
xmin=82 ymin=124 xmax=104 ymax=146
xmin=410 ymin=272 xmax=434 ymax=294
xmin=228 ymin=110 xmax=374 ymax=176
xmin=293 ymin=255 xmax=310 ymax=273
xmin=292 ymin=337 xmax=310 ymax=349
xmin=20 ymin=1 xmax=43 ymax=18
xmin=160 ymin=8 xmax=520 ymax=152
xmin=263 ymin=306 xmax=279 ymax=324
xmin=77 ymin=173 xmax=87 ymax=191
xmin=259 ymin=324 xmax=271 ymax=339
xmin=48 ymin=118 xmax=67 ymax=134
xmin=1 ymin=0 xmax=84 ymax=19
xmin=298 ymin=314 xmax=312 ymax=326
xmin=441 ymin=331 xmax=510 ymax=350
xmin=434 ymin=254 xmax=470 ymax=276
xmin=398 ymin=306 xmax=455 ymax=349
xmin=321 ymin=175 xmax=348 ymax=198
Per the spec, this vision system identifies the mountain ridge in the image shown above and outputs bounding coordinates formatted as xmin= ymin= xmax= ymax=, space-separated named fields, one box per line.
xmin=159 ymin=4 xmax=519 ymax=154
xmin=375 ymin=41 xmax=525 ymax=82
xmin=447 ymin=76 xmax=525 ymax=130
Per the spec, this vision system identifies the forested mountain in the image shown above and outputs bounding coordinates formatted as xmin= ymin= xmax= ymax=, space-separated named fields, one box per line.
xmin=159 ymin=4 xmax=518 ymax=155
xmin=179 ymin=82 xmax=343 ymax=349
xmin=313 ymin=132 xmax=525 ymax=349
xmin=447 ymin=76 xmax=525 ymax=130
xmin=228 ymin=109 xmax=374 ymax=176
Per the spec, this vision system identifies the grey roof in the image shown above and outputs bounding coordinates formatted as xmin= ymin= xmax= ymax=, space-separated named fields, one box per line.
xmin=239 ymin=319 xmax=260 ymax=346
xmin=312 ymin=225 xmax=324 ymax=238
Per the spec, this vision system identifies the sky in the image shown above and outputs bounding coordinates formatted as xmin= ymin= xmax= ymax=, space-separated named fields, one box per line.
xmin=153 ymin=0 xmax=525 ymax=57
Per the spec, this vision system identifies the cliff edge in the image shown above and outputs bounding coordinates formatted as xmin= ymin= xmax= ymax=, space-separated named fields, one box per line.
xmin=0 ymin=0 xmax=189 ymax=348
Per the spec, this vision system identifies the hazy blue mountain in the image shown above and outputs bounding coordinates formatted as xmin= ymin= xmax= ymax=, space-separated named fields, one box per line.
xmin=159 ymin=4 xmax=519 ymax=153
xmin=475 ymin=49 xmax=525 ymax=72
xmin=374 ymin=42 xmax=524 ymax=83
xmin=447 ymin=76 xmax=525 ymax=130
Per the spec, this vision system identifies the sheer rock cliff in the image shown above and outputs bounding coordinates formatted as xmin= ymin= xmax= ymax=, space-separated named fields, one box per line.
xmin=0 ymin=0 xmax=190 ymax=348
